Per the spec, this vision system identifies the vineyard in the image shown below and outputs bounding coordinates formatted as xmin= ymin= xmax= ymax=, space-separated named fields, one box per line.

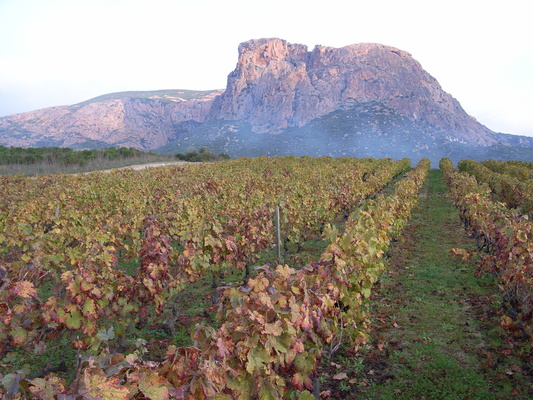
xmin=442 ymin=158 xmax=533 ymax=339
xmin=0 ymin=156 xmax=531 ymax=399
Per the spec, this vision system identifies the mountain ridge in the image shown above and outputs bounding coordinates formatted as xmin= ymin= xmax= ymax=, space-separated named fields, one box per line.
xmin=0 ymin=89 xmax=223 ymax=150
xmin=1 ymin=38 xmax=532 ymax=163
xmin=76 ymin=89 xmax=223 ymax=106
xmin=208 ymin=40 xmax=493 ymax=140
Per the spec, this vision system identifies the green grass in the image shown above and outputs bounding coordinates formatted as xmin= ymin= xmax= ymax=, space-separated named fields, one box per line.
xmin=321 ymin=170 xmax=532 ymax=399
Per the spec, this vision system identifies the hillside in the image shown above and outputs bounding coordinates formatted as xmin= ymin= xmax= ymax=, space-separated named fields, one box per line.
xmin=0 ymin=89 xmax=223 ymax=150
xmin=160 ymin=102 xmax=533 ymax=166
xmin=1 ymin=38 xmax=532 ymax=162
xmin=76 ymin=89 xmax=222 ymax=106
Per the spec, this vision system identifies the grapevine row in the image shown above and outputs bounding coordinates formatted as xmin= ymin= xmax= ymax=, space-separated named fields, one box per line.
xmin=440 ymin=158 xmax=533 ymax=338
xmin=458 ymin=159 xmax=533 ymax=215
xmin=0 ymin=156 xmax=409 ymax=398
xmin=0 ymin=158 xmax=429 ymax=399
xmin=481 ymin=159 xmax=533 ymax=182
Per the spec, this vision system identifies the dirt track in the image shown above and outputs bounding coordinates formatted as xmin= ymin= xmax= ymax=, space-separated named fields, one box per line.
xmin=88 ymin=161 xmax=191 ymax=174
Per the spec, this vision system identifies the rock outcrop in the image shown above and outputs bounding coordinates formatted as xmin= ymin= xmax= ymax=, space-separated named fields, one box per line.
xmin=208 ymin=38 xmax=496 ymax=145
xmin=0 ymin=90 xmax=222 ymax=150
xmin=2 ymin=38 xmax=532 ymax=162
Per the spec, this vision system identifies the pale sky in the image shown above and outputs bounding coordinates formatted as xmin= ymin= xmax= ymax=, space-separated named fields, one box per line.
xmin=1 ymin=0 xmax=532 ymax=137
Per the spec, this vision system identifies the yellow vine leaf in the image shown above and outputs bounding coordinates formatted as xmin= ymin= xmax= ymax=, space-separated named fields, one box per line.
xmin=29 ymin=376 xmax=66 ymax=400
xmin=11 ymin=281 xmax=37 ymax=299
xmin=139 ymin=372 xmax=170 ymax=400
xmin=81 ymin=372 xmax=129 ymax=400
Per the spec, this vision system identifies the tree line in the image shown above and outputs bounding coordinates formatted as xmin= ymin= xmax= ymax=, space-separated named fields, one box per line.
xmin=0 ymin=145 xmax=231 ymax=166
xmin=175 ymin=147 xmax=231 ymax=162
xmin=0 ymin=146 xmax=148 ymax=166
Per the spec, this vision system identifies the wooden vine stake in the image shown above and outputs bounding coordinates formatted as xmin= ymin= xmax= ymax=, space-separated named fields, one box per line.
xmin=276 ymin=205 xmax=282 ymax=262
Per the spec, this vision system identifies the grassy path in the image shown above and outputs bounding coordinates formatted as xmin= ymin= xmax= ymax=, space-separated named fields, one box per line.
xmin=325 ymin=170 xmax=531 ymax=399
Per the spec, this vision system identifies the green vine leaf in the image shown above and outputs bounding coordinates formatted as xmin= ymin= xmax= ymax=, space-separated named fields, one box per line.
xmin=246 ymin=348 xmax=271 ymax=374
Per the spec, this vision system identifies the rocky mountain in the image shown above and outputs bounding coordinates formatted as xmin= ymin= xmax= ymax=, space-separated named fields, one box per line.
xmin=1 ymin=38 xmax=532 ymax=163
xmin=208 ymin=39 xmax=494 ymax=142
xmin=0 ymin=90 xmax=222 ymax=150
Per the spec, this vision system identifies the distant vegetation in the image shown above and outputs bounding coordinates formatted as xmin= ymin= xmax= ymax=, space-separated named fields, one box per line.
xmin=0 ymin=146 xmax=175 ymax=176
xmin=0 ymin=146 xmax=148 ymax=166
xmin=175 ymin=147 xmax=231 ymax=162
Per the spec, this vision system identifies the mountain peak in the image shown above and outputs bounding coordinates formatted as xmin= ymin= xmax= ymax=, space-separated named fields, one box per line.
xmin=206 ymin=39 xmax=496 ymax=145
xmin=2 ymin=38 xmax=532 ymax=162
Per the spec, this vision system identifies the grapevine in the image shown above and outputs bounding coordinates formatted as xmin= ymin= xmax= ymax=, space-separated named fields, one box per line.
xmin=441 ymin=158 xmax=533 ymax=338
xmin=0 ymin=156 xmax=427 ymax=398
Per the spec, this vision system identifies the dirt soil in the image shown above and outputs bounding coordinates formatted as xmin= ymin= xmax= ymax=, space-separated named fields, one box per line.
xmin=86 ymin=161 xmax=191 ymax=174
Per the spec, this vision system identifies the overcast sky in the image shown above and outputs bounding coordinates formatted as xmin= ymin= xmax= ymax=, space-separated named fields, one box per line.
xmin=1 ymin=0 xmax=532 ymax=137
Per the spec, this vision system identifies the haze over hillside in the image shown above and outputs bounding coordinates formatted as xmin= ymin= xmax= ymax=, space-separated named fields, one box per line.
xmin=1 ymin=38 xmax=532 ymax=164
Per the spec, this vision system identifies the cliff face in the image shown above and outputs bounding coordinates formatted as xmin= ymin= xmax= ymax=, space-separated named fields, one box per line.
xmin=0 ymin=38 xmax=526 ymax=157
xmin=208 ymin=38 xmax=496 ymax=145
xmin=0 ymin=90 xmax=222 ymax=150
